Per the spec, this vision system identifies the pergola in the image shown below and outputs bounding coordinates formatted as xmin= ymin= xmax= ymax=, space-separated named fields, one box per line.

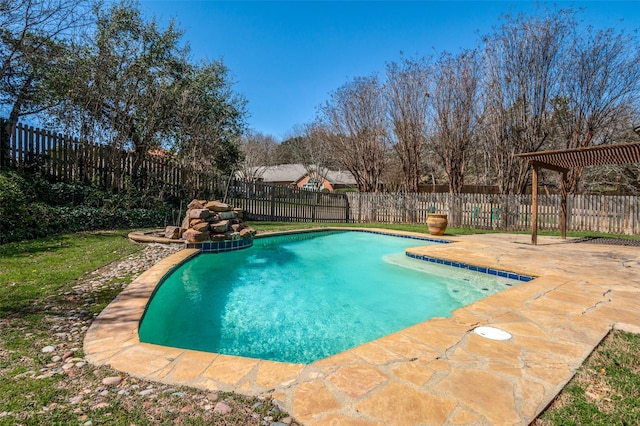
xmin=515 ymin=142 xmax=640 ymax=245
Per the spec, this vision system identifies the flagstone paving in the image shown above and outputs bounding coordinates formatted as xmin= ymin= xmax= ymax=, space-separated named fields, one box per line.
xmin=84 ymin=230 xmax=640 ymax=425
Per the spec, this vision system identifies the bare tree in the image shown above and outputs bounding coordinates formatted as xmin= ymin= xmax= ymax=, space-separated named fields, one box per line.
xmin=556 ymin=26 xmax=640 ymax=193
xmin=291 ymin=123 xmax=337 ymax=188
xmin=237 ymin=131 xmax=279 ymax=180
xmin=385 ymin=56 xmax=431 ymax=192
xmin=318 ymin=75 xmax=389 ymax=192
xmin=431 ymin=49 xmax=481 ymax=194
xmin=481 ymin=9 xmax=573 ymax=194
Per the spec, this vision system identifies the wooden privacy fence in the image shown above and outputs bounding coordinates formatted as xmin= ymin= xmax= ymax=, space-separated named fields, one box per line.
xmin=3 ymin=120 xmax=168 ymax=188
xmin=346 ymin=192 xmax=640 ymax=235
xmin=3 ymin=120 xmax=639 ymax=234
xmin=1 ymin=119 xmax=221 ymax=199
xmin=0 ymin=119 xmax=351 ymax=222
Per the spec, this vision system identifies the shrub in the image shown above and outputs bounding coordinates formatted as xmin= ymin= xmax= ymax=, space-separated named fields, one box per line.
xmin=0 ymin=171 xmax=31 ymax=243
xmin=0 ymin=170 xmax=178 ymax=244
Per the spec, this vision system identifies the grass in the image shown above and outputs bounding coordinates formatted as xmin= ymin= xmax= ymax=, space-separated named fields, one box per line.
xmin=534 ymin=330 xmax=640 ymax=425
xmin=0 ymin=231 xmax=141 ymax=317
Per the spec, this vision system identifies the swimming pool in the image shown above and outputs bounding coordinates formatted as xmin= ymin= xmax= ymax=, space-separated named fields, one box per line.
xmin=139 ymin=230 xmax=520 ymax=364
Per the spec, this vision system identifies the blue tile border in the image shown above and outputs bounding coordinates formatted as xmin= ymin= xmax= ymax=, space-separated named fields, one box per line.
xmin=405 ymin=252 xmax=536 ymax=282
xmin=186 ymin=237 xmax=254 ymax=253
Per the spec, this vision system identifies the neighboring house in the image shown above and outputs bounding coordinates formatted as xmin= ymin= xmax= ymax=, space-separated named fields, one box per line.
xmin=238 ymin=164 xmax=356 ymax=192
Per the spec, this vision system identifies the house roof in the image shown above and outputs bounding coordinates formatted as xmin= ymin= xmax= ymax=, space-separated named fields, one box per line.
xmin=246 ymin=164 xmax=356 ymax=185
xmin=325 ymin=169 xmax=357 ymax=185
xmin=256 ymin=164 xmax=307 ymax=182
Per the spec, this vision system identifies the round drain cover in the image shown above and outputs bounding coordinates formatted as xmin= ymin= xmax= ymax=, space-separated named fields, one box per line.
xmin=473 ymin=326 xmax=512 ymax=341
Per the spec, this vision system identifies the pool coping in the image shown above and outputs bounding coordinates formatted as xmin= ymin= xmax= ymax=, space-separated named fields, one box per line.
xmin=84 ymin=228 xmax=640 ymax=425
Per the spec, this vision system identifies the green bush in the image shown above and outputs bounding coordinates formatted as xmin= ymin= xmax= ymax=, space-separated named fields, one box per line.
xmin=0 ymin=170 xmax=177 ymax=244
xmin=0 ymin=171 xmax=31 ymax=243
xmin=0 ymin=203 xmax=172 ymax=244
xmin=46 ymin=182 xmax=91 ymax=206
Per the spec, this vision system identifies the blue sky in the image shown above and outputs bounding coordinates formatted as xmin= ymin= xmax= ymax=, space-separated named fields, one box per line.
xmin=138 ymin=1 xmax=640 ymax=140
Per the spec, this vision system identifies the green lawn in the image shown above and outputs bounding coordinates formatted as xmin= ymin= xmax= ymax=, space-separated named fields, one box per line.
xmin=534 ymin=330 xmax=640 ymax=425
xmin=0 ymin=231 xmax=142 ymax=318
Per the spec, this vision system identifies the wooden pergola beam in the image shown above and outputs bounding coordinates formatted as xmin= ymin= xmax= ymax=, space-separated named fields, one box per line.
xmin=516 ymin=142 xmax=640 ymax=245
xmin=530 ymin=160 xmax=569 ymax=174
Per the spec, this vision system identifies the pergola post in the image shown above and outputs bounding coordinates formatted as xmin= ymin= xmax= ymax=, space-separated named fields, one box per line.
xmin=560 ymin=171 xmax=567 ymax=240
xmin=531 ymin=164 xmax=538 ymax=245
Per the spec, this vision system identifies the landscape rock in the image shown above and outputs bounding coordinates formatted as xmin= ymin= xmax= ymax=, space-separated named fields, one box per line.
xmin=189 ymin=218 xmax=206 ymax=227
xmin=183 ymin=229 xmax=209 ymax=243
xmin=213 ymin=401 xmax=231 ymax=415
xmin=211 ymin=220 xmax=230 ymax=233
xmin=189 ymin=209 xmax=210 ymax=220
xmin=91 ymin=402 xmax=110 ymax=410
xmin=69 ymin=395 xmax=83 ymax=404
xmin=41 ymin=345 xmax=55 ymax=353
xmin=164 ymin=226 xmax=183 ymax=239
xmin=181 ymin=214 xmax=191 ymax=230
xmin=239 ymin=228 xmax=255 ymax=239
xmin=205 ymin=201 xmax=232 ymax=212
xmin=187 ymin=199 xmax=204 ymax=209
xmin=206 ymin=214 xmax=221 ymax=223
xmin=179 ymin=199 xmax=255 ymax=244
xmin=102 ymin=376 xmax=122 ymax=386
xmin=224 ymin=231 xmax=240 ymax=240
xmin=218 ymin=211 xmax=237 ymax=220
xmin=191 ymin=222 xmax=210 ymax=233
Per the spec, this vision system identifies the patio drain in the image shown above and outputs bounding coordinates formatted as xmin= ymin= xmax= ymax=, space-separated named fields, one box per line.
xmin=473 ymin=326 xmax=512 ymax=341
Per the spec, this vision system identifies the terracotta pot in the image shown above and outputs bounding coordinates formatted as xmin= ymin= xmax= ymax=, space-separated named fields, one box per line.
xmin=427 ymin=213 xmax=448 ymax=236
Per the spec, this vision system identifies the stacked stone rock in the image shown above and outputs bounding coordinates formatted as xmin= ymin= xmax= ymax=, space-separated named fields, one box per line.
xmin=163 ymin=199 xmax=256 ymax=243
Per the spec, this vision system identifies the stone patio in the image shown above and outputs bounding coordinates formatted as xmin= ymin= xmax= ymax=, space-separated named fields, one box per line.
xmin=84 ymin=230 xmax=640 ymax=425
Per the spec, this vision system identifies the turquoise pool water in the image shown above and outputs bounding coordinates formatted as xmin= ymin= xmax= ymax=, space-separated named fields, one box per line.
xmin=139 ymin=231 xmax=519 ymax=364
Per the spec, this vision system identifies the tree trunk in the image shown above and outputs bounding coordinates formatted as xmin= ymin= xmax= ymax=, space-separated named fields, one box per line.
xmin=1 ymin=118 xmax=12 ymax=169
